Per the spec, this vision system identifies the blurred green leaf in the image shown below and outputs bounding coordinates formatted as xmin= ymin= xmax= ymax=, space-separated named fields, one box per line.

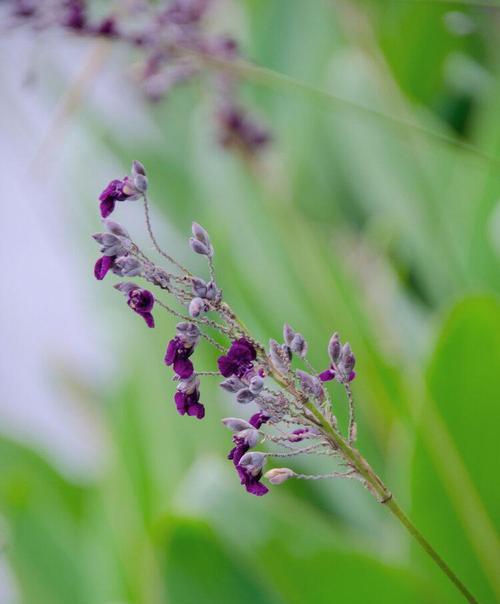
xmin=411 ymin=296 xmax=500 ymax=603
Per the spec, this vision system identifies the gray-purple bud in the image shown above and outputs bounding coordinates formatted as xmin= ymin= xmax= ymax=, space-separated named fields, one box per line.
xmin=205 ymin=281 xmax=218 ymax=300
xmin=236 ymin=388 xmax=255 ymax=404
xmin=191 ymin=222 xmax=213 ymax=257
xmin=283 ymin=323 xmax=296 ymax=347
xmin=237 ymin=428 xmax=260 ymax=448
xmin=328 ymin=332 xmax=341 ymax=364
xmin=222 ymin=417 xmax=253 ymax=432
xmin=177 ymin=374 xmax=200 ymax=394
xmin=220 ymin=377 xmax=245 ymax=393
xmin=296 ymin=369 xmax=324 ymax=400
xmin=105 ymin=220 xmax=130 ymax=239
xmin=239 ymin=451 xmax=266 ymax=475
xmin=113 ymin=256 xmax=143 ymax=277
xmin=133 ymin=173 xmax=148 ymax=193
xmin=114 ymin=282 xmax=139 ymax=295
xmin=290 ymin=333 xmax=308 ymax=358
xmin=93 ymin=232 xmax=130 ymax=256
xmin=191 ymin=277 xmax=207 ymax=297
xmin=189 ymin=237 xmax=211 ymax=256
xmin=269 ymin=339 xmax=290 ymax=374
xmin=339 ymin=343 xmax=355 ymax=373
xmin=131 ymin=160 xmax=146 ymax=176
xmin=249 ymin=375 xmax=264 ymax=394
xmin=176 ymin=322 xmax=200 ymax=345
xmin=188 ymin=297 xmax=206 ymax=318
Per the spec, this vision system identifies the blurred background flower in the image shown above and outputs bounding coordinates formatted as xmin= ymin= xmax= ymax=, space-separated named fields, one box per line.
xmin=0 ymin=1 xmax=499 ymax=603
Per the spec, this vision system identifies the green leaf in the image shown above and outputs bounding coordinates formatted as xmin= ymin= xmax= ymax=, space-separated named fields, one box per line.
xmin=411 ymin=296 xmax=500 ymax=603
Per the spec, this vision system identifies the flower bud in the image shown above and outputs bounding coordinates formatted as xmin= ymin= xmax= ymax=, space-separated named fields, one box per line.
xmin=105 ymin=220 xmax=130 ymax=239
xmin=192 ymin=222 xmax=210 ymax=247
xmin=264 ymin=468 xmax=295 ymax=485
xmin=290 ymin=333 xmax=307 ymax=358
xmin=296 ymin=369 xmax=324 ymax=400
xmin=237 ymin=428 xmax=260 ymax=448
xmin=239 ymin=451 xmax=266 ymax=475
xmin=222 ymin=417 xmax=253 ymax=432
xmin=339 ymin=343 xmax=355 ymax=373
xmin=133 ymin=173 xmax=148 ymax=193
xmin=114 ymin=282 xmax=139 ymax=295
xmin=113 ymin=256 xmax=143 ymax=277
xmin=236 ymin=388 xmax=255 ymax=404
xmin=220 ymin=377 xmax=245 ymax=393
xmin=131 ymin=160 xmax=146 ymax=176
xmin=191 ymin=277 xmax=208 ymax=298
xmin=269 ymin=339 xmax=290 ymax=374
xmin=189 ymin=297 xmax=206 ymax=318
xmin=283 ymin=323 xmax=295 ymax=347
xmin=328 ymin=332 xmax=341 ymax=364
xmin=189 ymin=237 xmax=211 ymax=256
xmin=249 ymin=375 xmax=264 ymax=394
xmin=176 ymin=322 xmax=200 ymax=345
xmin=205 ymin=280 xmax=218 ymax=300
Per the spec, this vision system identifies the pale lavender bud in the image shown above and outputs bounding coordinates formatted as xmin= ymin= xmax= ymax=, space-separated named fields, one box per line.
xmin=176 ymin=322 xmax=200 ymax=345
xmin=283 ymin=324 xmax=295 ymax=347
xmin=113 ymin=256 xmax=143 ymax=277
xmin=249 ymin=375 xmax=264 ymax=394
xmin=328 ymin=332 xmax=341 ymax=364
xmin=131 ymin=160 xmax=146 ymax=176
xmin=220 ymin=377 xmax=245 ymax=393
xmin=114 ymin=282 xmax=139 ymax=295
xmin=269 ymin=339 xmax=290 ymax=374
xmin=191 ymin=222 xmax=213 ymax=257
xmin=205 ymin=281 xmax=218 ymax=300
xmin=191 ymin=277 xmax=207 ymax=297
xmin=340 ymin=343 xmax=355 ymax=373
xmin=133 ymin=173 xmax=148 ymax=193
xmin=189 ymin=237 xmax=210 ymax=256
xmin=296 ymin=369 xmax=324 ymax=400
xmin=264 ymin=468 xmax=295 ymax=485
xmin=93 ymin=232 xmax=130 ymax=256
xmin=222 ymin=417 xmax=253 ymax=432
xmin=105 ymin=220 xmax=130 ymax=239
xmin=239 ymin=451 xmax=266 ymax=475
xmin=177 ymin=374 xmax=200 ymax=394
xmin=188 ymin=297 xmax=206 ymax=318
xmin=192 ymin=222 xmax=210 ymax=247
xmin=236 ymin=388 xmax=255 ymax=404
xmin=290 ymin=333 xmax=308 ymax=358
xmin=237 ymin=428 xmax=260 ymax=448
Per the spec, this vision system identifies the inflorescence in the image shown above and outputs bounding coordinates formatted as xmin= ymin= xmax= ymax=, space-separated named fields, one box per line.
xmin=92 ymin=161 xmax=370 ymax=497
xmin=7 ymin=0 xmax=270 ymax=155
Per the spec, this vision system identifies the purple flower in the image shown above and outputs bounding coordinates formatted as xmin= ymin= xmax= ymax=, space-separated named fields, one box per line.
xmin=98 ymin=178 xmax=134 ymax=218
xmin=228 ymin=442 xmax=248 ymax=465
xmin=174 ymin=390 xmax=205 ymax=419
xmin=127 ymin=288 xmax=155 ymax=328
xmin=249 ymin=412 xmax=269 ymax=429
xmin=94 ymin=255 xmax=115 ymax=280
xmin=319 ymin=367 xmax=336 ymax=382
xmin=165 ymin=336 xmax=195 ymax=378
xmin=236 ymin=452 xmax=268 ymax=496
xmin=217 ymin=338 xmax=256 ymax=378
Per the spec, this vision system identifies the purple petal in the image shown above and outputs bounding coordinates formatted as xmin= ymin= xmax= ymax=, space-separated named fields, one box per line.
xmin=94 ymin=255 xmax=114 ymax=280
xmin=100 ymin=198 xmax=115 ymax=218
xmin=319 ymin=368 xmax=335 ymax=382
xmin=140 ymin=312 xmax=155 ymax=328
xmin=249 ymin=413 xmax=269 ymax=429
xmin=217 ymin=355 xmax=237 ymax=378
xmin=245 ymin=480 xmax=269 ymax=496
xmin=174 ymin=391 xmax=187 ymax=415
xmin=187 ymin=402 xmax=205 ymax=419
xmin=174 ymin=357 xmax=194 ymax=379
xmin=165 ymin=338 xmax=179 ymax=366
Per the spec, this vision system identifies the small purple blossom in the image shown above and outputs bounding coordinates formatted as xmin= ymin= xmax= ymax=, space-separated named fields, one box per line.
xmin=174 ymin=389 xmax=205 ymax=419
xmin=94 ymin=255 xmax=115 ymax=280
xmin=165 ymin=336 xmax=195 ymax=378
xmin=217 ymin=338 xmax=257 ymax=378
xmin=249 ymin=412 xmax=269 ymax=429
xmin=98 ymin=178 xmax=135 ymax=218
xmin=237 ymin=452 xmax=268 ymax=496
xmin=127 ymin=288 xmax=155 ymax=328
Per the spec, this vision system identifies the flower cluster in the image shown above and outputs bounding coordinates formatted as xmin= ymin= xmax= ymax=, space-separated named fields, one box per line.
xmin=6 ymin=0 xmax=270 ymax=156
xmin=92 ymin=162 xmax=367 ymax=497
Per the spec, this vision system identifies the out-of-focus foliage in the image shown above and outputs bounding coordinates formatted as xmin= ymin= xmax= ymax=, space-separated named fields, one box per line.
xmin=1 ymin=0 xmax=499 ymax=602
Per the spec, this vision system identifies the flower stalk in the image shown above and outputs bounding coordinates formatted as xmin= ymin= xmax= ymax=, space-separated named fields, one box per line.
xmin=91 ymin=161 xmax=478 ymax=604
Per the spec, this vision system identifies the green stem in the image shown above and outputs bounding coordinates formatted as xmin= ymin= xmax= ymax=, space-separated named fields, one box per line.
xmin=305 ymin=400 xmax=479 ymax=604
